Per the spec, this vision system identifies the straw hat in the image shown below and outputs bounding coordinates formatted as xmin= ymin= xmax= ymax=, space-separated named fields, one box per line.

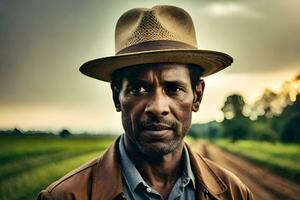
xmin=79 ymin=5 xmax=233 ymax=82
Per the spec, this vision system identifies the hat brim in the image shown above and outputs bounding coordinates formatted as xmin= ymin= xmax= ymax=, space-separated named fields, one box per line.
xmin=79 ymin=49 xmax=233 ymax=82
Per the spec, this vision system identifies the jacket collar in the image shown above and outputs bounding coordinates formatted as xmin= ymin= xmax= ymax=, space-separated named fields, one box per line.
xmin=91 ymin=137 xmax=124 ymax=200
xmin=91 ymin=136 xmax=227 ymax=200
xmin=186 ymin=145 xmax=228 ymax=199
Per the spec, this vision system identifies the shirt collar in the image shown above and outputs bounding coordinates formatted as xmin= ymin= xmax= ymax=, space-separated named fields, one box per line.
xmin=118 ymin=134 xmax=195 ymax=191
xmin=119 ymin=134 xmax=147 ymax=191
xmin=183 ymin=143 xmax=196 ymax=188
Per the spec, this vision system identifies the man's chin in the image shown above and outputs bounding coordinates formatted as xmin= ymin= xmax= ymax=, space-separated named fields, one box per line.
xmin=136 ymin=140 xmax=181 ymax=159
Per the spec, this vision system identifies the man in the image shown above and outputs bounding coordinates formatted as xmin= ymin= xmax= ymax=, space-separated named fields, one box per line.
xmin=38 ymin=5 xmax=253 ymax=200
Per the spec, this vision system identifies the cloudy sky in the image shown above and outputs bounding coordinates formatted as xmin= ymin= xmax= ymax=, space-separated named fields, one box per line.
xmin=0 ymin=0 xmax=299 ymax=134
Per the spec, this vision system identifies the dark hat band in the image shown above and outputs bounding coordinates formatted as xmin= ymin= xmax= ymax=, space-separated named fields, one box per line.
xmin=116 ymin=40 xmax=197 ymax=55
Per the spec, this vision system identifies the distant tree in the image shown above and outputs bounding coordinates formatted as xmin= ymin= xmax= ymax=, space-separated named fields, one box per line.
xmin=13 ymin=128 xmax=23 ymax=136
xmin=250 ymin=121 xmax=278 ymax=142
xmin=222 ymin=117 xmax=251 ymax=142
xmin=59 ymin=129 xmax=72 ymax=138
xmin=206 ymin=121 xmax=223 ymax=141
xmin=250 ymin=90 xmax=280 ymax=141
xmin=0 ymin=128 xmax=23 ymax=137
xmin=280 ymin=94 xmax=300 ymax=143
xmin=189 ymin=124 xmax=203 ymax=138
xmin=221 ymin=94 xmax=250 ymax=141
xmin=253 ymin=89 xmax=279 ymax=120
xmin=222 ymin=94 xmax=245 ymax=119
xmin=188 ymin=121 xmax=222 ymax=140
xmin=280 ymin=73 xmax=300 ymax=106
xmin=281 ymin=115 xmax=300 ymax=143
xmin=25 ymin=130 xmax=55 ymax=137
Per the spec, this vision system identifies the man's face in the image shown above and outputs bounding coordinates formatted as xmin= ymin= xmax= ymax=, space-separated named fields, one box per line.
xmin=114 ymin=63 xmax=204 ymax=157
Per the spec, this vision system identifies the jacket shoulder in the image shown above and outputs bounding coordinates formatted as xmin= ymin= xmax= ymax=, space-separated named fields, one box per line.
xmin=38 ymin=157 xmax=100 ymax=200
xmin=204 ymin=157 xmax=246 ymax=184
xmin=201 ymin=154 xmax=253 ymax=199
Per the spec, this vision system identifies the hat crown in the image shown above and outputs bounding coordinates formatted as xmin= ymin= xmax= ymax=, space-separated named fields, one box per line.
xmin=115 ymin=5 xmax=198 ymax=54
xmin=79 ymin=5 xmax=233 ymax=82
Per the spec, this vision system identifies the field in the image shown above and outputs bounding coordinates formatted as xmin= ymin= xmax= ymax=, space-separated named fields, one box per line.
xmin=1 ymin=137 xmax=300 ymax=200
xmin=0 ymin=136 xmax=115 ymax=200
xmin=214 ymin=139 xmax=300 ymax=183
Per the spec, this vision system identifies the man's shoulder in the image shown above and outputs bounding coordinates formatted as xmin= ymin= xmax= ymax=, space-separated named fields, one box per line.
xmin=203 ymin=156 xmax=249 ymax=190
xmin=190 ymin=150 xmax=253 ymax=200
xmin=37 ymin=138 xmax=123 ymax=200
xmin=38 ymin=157 xmax=100 ymax=200
xmin=49 ymin=157 xmax=99 ymax=191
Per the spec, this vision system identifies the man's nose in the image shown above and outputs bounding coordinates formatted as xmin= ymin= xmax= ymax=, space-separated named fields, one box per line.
xmin=145 ymin=90 xmax=169 ymax=117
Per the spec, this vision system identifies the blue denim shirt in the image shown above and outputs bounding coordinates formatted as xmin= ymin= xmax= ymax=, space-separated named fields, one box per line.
xmin=118 ymin=135 xmax=196 ymax=200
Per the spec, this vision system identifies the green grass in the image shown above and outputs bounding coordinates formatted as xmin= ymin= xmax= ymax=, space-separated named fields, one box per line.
xmin=0 ymin=137 xmax=115 ymax=200
xmin=214 ymin=139 xmax=300 ymax=183
xmin=4 ymin=136 xmax=298 ymax=199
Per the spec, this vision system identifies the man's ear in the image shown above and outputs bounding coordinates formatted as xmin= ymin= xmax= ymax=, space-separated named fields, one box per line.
xmin=192 ymin=79 xmax=205 ymax=112
xmin=111 ymin=82 xmax=121 ymax=112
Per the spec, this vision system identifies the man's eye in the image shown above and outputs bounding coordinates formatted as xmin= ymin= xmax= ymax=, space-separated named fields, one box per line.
xmin=166 ymin=85 xmax=183 ymax=94
xmin=129 ymin=86 xmax=146 ymax=95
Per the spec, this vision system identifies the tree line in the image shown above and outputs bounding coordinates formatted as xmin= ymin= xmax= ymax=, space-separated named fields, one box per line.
xmin=190 ymin=72 xmax=300 ymax=143
xmin=0 ymin=128 xmax=116 ymax=139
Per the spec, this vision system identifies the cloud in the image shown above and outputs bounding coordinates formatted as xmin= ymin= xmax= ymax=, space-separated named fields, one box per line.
xmin=201 ymin=2 xmax=263 ymax=19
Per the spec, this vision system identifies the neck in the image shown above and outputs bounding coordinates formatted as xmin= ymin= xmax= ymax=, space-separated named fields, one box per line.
xmin=124 ymin=136 xmax=185 ymax=198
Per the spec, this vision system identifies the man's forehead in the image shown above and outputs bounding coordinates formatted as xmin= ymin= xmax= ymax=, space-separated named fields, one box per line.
xmin=122 ymin=63 xmax=191 ymax=82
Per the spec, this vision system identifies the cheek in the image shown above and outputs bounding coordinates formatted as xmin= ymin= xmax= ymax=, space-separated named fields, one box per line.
xmin=120 ymin=96 xmax=146 ymax=132
xmin=172 ymin=95 xmax=194 ymax=131
xmin=180 ymin=104 xmax=193 ymax=130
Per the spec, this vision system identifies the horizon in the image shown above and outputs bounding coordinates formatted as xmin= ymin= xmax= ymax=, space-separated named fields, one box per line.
xmin=1 ymin=0 xmax=299 ymax=134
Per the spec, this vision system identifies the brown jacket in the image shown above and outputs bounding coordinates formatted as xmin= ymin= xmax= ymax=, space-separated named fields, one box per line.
xmin=38 ymin=137 xmax=253 ymax=200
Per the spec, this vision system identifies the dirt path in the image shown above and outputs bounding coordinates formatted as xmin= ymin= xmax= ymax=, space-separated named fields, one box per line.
xmin=191 ymin=142 xmax=300 ymax=200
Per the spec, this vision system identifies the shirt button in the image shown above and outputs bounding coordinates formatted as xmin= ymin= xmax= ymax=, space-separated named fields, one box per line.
xmin=183 ymin=178 xmax=189 ymax=185
xmin=146 ymin=187 xmax=152 ymax=193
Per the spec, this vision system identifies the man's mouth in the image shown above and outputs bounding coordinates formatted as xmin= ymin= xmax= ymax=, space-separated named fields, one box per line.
xmin=141 ymin=123 xmax=173 ymax=139
xmin=144 ymin=123 xmax=172 ymax=131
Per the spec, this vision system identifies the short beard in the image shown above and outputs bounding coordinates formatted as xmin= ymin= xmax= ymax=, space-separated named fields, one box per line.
xmin=133 ymin=117 xmax=183 ymax=159
xmin=135 ymin=134 xmax=184 ymax=160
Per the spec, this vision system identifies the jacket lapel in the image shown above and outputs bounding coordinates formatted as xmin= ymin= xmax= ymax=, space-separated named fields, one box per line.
xmin=91 ymin=137 xmax=124 ymax=200
xmin=90 ymin=138 xmax=228 ymax=200
xmin=187 ymin=145 xmax=227 ymax=200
